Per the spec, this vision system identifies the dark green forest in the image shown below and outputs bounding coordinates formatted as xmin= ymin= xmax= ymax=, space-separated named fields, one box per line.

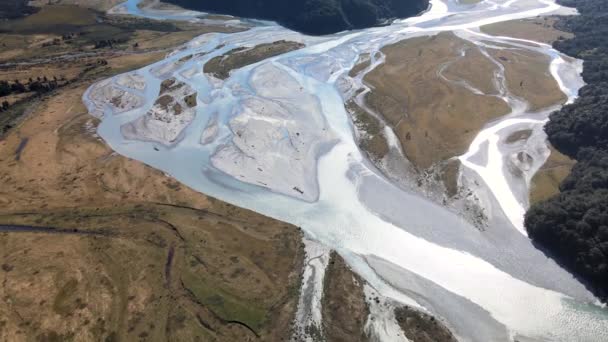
xmin=525 ymin=0 xmax=608 ymax=301
xmin=0 ymin=0 xmax=36 ymax=20
xmin=165 ymin=0 xmax=429 ymax=35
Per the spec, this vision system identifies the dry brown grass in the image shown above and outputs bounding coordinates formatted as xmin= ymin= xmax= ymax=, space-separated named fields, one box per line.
xmin=347 ymin=100 xmax=389 ymax=161
xmin=204 ymin=40 xmax=304 ymax=79
xmin=0 ymin=34 xmax=55 ymax=60
xmin=131 ymin=25 xmax=243 ymax=51
xmin=529 ymin=146 xmax=574 ymax=205
xmin=441 ymin=46 xmax=498 ymax=95
xmin=0 ymin=8 xmax=240 ymax=137
xmin=481 ymin=17 xmax=573 ymax=45
xmin=488 ymin=47 xmax=566 ymax=111
xmin=2 ymin=5 xmax=97 ymax=30
xmin=29 ymin=0 xmax=124 ymax=11
xmin=0 ymin=37 xmax=304 ymax=341
xmin=440 ymin=159 xmax=461 ymax=198
xmin=0 ymin=84 xmax=208 ymax=211
xmin=0 ymin=85 xmax=303 ymax=342
xmin=322 ymin=252 xmax=369 ymax=342
xmin=0 ymin=63 xmax=87 ymax=84
xmin=363 ymin=32 xmax=510 ymax=170
xmin=0 ymin=5 xmax=241 ymax=65
xmin=505 ymin=129 xmax=533 ymax=144
xmin=348 ymin=53 xmax=371 ymax=78
xmin=360 ymin=31 xmax=567 ymax=177
xmin=0 ymin=202 xmax=303 ymax=341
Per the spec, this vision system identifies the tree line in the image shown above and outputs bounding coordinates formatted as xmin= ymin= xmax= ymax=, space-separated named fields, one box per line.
xmin=164 ymin=0 xmax=430 ymax=35
xmin=0 ymin=76 xmax=66 ymax=113
xmin=0 ymin=0 xmax=37 ymax=20
xmin=0 ymin=76 xmax=63 ymax=96
xmin=525 ymin=0 xmax=608 ymax=301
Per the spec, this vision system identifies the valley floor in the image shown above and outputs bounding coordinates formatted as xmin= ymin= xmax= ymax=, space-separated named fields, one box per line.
xmin=0 ymin=2 xmax=455 ymax=341
xmin=0 ymin=4 xmax=305 ymax=341
xmin=2 ymin=0 xmax=607 ymax=341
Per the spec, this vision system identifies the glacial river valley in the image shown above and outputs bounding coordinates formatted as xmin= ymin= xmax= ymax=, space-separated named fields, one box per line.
xmin=85 ymin=0 xmax=608 ymax=340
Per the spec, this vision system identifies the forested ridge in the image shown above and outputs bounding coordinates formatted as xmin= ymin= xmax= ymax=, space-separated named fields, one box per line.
xmin=164 ymin=0 xmax=429 ymax=35
xmin=525 ymin=0 xmax=608 ymax=301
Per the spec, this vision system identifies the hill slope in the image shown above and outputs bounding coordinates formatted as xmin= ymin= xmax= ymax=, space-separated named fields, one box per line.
xmin=164 ymin=0 xmax=430 ymax=35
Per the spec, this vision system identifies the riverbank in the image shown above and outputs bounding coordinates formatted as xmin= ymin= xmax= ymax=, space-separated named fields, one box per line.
xmin=347 ymin=22 xmax=569 ymax=233
xmin=481 ymin=16 xmax=573 ymax=45
xmin=358 ymin=26 xmax=567 ymax=178
xmin=0 ymin=81 xmax=307 ymax=340
xmin=79 ymin=0 xmax=608 ymax=341
xmin=477 ymin=17 xmax=576 ymax=207
xmin=524 ymin=0 xmax=608 ymax=302
xmin=0 ymin=3 xmax=310 ymax=340
xmin=0 ymin=2 xmax=242 ymax=138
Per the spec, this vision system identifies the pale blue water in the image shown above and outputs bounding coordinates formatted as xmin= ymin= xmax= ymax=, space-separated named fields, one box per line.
xmin=86 ymin=1 xmax=608 ymax=340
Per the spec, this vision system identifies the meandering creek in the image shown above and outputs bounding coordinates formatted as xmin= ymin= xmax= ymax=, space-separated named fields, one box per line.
xmin=85 ymin=0 xmax=608 ymax=340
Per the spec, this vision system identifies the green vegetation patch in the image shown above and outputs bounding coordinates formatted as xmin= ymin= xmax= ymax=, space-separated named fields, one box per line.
xmin=0 ymin=5 xmax=180 ymax=44
xmin=181 ymin=266 xmax=267 ymax=332
xmin=204 ymin=41 xmax=304 ymax=79
xmin=505 ymin=129 xmax=533 ymax=144
xmin=52 ymin=278 xmax=81 ymax=316
xmin=0 ymin=5 xmax=96 ymax=33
